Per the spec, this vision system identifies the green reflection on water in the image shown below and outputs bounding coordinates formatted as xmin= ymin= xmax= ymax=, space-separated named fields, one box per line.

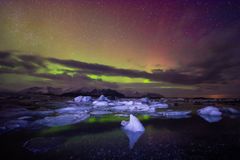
xmin=40 ymin=125 xmax=75 ymax=135
xmin=87 ymin=114 xmax=151 ymax=123
xmin=38 ymin=114 xmax=151 ymax=135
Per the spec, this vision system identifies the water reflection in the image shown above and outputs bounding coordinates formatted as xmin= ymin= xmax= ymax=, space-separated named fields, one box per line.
xmin=122 ymin=128 xmax=144 ymax=149
xmin=199 ymin=115 xmax=222 ymax=123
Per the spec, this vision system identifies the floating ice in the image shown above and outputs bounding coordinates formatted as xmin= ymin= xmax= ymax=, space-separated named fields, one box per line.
xmin=74 ymin=96 xmax=92 ymax=103
xmin=93 ymin=101 xmax=109 ymax=107
xmin=122 ymin=128 xmax=144 ymax=149
xmin=116 ymin=101 xmax=134 ymax=106
xmin=111 ymin=105 xmax=130 ymax=111
xmin=90 ymin=111 xmax=112 ymax=115
xmin=23 ymin=137 xmax=64 ymax=153
xmin=97 ymin=95 xmax=110 ymax=102
xmin=18 ymin=116 xmax=32 ymax=120
xmin=121 ymin=114 xmax=145 ymax=132
xmin=198 ymin=106 xmax=222 ymax=123
xmin=111 ymin=102 xmax=155 ymax=113
xmin=158 ymin=111 xmax=191 ymax=119
xmin=150 ymin=102 xmax=169 ymax=109
xmin=55 ymin=107 xmax=89 ymax=114
xmin=33 ymin=114 xmax=89 ymax=127
xmin=128 ymin=104 xmax=150 ymax=112
xmin=220 ymin=107 xmax=240 ymax=115
xmin=140 ymin=97 xmax=150 ymax=104
xmin=92 ymin=95 xmax=110 ymax=107
xmin=198 ymin=106 xmax=222 ymax=116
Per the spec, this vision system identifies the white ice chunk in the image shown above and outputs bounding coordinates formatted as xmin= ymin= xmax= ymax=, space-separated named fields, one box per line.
xmin=55 ymin=107 xmax=89 ymax=114
xmin=90 ymin=111 xmax=112 ymax=115
xmin=33 ymin=114 xmax=89 ymax=127
xmin=111 ymin=105 xmax=130 ymax=111
xmin=116 ymin=101 xmax=134 ymax=106
xmin=220 ymin=107 xmax=240 ymax=115
xmin=74 ymin=96 xmax=92 ymax=103
xmin=140 ymin=97 xmax=150 ymax=104
xmin=198 ymin=106 xmax=222 ymax=123
xmin=97 ymin=95 xmax=110 ymax=101
xmin=158 ymin=111 xmax=191 ymax=119
xmin=150 ymin=103 xmax=168 ymax=109
xmin=93 ymin=101 xmax=109 ymax=107
xmin=122 ymin=129 xmax=144 ymax=149
xmin=18 ymin=116 xmax=32 ymax=120
xmin=198 ymin=106 xmax=222 ymax=116
xmin=121 ymin=114 xmax=145 ymax=132
xmin=129 ymin=104 xmax=150 ymax=112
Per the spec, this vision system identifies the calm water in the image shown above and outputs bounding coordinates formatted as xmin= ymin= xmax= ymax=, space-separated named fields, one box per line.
xmin=1 ymin=115 xmax=240 ymax=160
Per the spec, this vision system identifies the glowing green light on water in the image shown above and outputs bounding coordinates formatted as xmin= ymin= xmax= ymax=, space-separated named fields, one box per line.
xmin=40 ymin=125 xmax=75 ymax=135
xmin=87 ymin=115 xmax=151 ymax=123
xmin=88 ymin=117 xmax=97 ymax=123
xmin=142 ymin=115 xmax=150 ymax=120
xmin=87 ymin=115 xmax=128 ymax=123
xmin=87 ymin=74 xmax=151 ymax=84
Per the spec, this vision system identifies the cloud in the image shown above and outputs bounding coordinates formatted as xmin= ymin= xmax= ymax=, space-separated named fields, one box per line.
xmin=1 ymin=25 xmax=240 ymax=99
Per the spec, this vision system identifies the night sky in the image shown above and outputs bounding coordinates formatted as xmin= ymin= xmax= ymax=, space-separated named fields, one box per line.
xmin=0 ymin=0 xmax=240 ymax=97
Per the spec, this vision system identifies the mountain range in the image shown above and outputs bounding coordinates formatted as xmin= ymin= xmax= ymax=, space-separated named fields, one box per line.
xmin=18 ymin=86 xmax=164 ymax=99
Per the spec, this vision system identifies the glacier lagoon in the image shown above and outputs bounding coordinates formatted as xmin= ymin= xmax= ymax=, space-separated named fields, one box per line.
xmin=0 ymin=95 xmax=240 ymax=160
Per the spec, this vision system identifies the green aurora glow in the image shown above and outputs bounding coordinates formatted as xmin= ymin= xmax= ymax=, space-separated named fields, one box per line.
xmin=87 ymin=74 xmax=151 ymax=84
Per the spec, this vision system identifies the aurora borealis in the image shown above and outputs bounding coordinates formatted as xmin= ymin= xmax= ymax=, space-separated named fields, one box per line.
xmin=0 ymin=0 xmax=240 ymax=97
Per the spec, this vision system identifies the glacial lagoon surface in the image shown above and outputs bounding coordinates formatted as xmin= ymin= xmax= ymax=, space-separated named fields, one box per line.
xmin=0 ymin=94 xmax=240 ymax=160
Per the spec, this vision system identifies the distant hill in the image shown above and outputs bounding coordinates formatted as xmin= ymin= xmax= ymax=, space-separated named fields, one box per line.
xmin=18 ymin=86 xmax=164 ymax=99
xmin=62 ymin=88 xmax=125 ymax=99
xmin=123 ymin=90 xmax=164 ymax=99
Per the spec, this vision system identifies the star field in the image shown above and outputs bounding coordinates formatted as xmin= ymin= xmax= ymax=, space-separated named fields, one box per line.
xmin=0 ymin=0 xmax=240 ymax=97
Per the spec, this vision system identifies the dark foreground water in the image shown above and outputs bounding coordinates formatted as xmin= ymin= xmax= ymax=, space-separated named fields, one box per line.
xmin=1 ymin=115 xmax=240 ymax=160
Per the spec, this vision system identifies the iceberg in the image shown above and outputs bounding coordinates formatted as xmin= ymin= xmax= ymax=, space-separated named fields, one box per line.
xmin=220 ymin=107 xmax=240 ymax=115
xmin=97 ymin=95 xmax=110 ymax=102
xmin=150 ymin=102 xmax=168 ymax=109
xmin=158 ymin=111 xmax=191 ymax=119
xmin=116 ymin=101 xmax=134 ymax=106
xmin=121 ymin=114 xmax=145 ymax=132
xmin=92 ymin=95 xmax=110 ymax=107
xmin=90 ymin=111 xmax=112 ymax=115
xmin=198 ymin=106 xmax=222 ymax=123
xmin=140 ymin=97 xmax=150 ymax=104
xmin=74 ymin=96 xmax=92 ymax=103
xmin=128 ymin=104 xmax=150 ymax=112
xmin=111 ymin=105 xmax=130 ymax=112
xmin=92 ymin=101 xmax=109 ymax=107
xmin=55 ymin=107 xmax=89 ymax=114
xmin=197 ymin=106 xmax=222 ymax=116
xmin=122 ymin=129 xmax=144 ymax=149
